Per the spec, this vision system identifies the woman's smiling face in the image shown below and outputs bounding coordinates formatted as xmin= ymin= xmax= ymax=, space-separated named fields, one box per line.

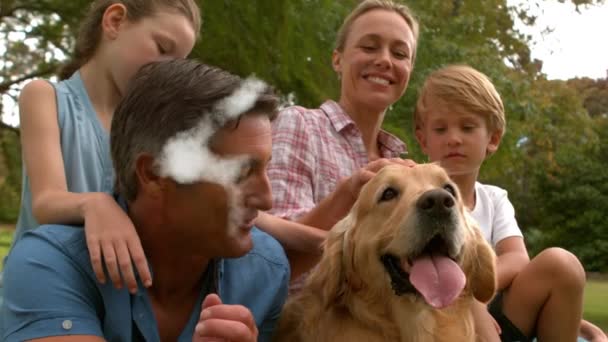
xmin=333 ymin=9 xmax=416 ymax=113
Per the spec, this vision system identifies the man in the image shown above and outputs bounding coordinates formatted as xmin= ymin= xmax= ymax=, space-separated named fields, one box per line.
xmin=1 ymin=59 xmax=289 ymax=342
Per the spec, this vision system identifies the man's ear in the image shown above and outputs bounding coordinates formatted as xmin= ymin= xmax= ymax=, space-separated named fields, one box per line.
xmin=332 ymin=49 xmax=342 ymax=75
xmin=134 ymin=154 xmax=165 ymax=198
xmin=486 ymin=129 xmax=502 ymax=155
xmin=102 ymin=3 xmax=128 ymax=40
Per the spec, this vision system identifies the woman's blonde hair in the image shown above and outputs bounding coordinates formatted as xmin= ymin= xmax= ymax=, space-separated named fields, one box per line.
xmin=59 ymin=0 xmax=201 ymax=80
xmin=415 ymin=65 xmax=506 ymax=136
xmin=335 ymin=0 xmax=419 ymax=62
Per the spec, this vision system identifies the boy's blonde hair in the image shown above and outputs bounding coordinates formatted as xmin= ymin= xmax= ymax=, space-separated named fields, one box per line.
xmin=335 ymin=0 xmax=420 ymax=64
xmin=415 ymin=65 xmax=505 ymax=137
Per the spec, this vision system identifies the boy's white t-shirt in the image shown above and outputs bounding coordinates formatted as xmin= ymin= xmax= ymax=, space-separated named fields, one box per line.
xmin=469 ymin=182 xmax=523 ymax=248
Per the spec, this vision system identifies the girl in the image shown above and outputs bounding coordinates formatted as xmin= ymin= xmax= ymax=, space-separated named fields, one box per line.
xmin=9 ymin=0 xmax=200 ymax=294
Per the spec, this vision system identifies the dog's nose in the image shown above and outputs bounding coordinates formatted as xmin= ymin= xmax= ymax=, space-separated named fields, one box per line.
xmin=416 ymin=189 xmax=455 ymax=217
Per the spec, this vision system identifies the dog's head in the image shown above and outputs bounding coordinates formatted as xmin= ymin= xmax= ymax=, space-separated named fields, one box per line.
xmin=310 ymin=163 xmax=496 ymax=310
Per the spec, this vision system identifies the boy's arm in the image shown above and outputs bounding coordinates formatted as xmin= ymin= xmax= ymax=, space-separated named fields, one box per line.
xmin=494 ymin=236 xmax=529 ymax=290
xmin=579 ymin=319 xmax=608 ymax=342
xmin=488 ymin=187 xmax=528 ymax=291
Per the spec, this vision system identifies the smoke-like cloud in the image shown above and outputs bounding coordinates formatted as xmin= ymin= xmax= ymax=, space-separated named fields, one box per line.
xmin=156 ymin=76 xmax=268 ymax=188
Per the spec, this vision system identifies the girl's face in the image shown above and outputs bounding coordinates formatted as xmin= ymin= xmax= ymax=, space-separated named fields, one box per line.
xmin=333 ymin=9 xmax=416 ymax=114
xmin=103 ymin=5 xmax=197 ymax=96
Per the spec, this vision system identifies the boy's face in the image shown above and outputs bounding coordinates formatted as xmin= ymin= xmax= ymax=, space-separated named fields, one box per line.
xmin=415 ymin=101 xmax=501 ymax=178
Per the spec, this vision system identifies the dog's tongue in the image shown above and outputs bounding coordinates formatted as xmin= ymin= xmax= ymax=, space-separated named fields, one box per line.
xmin=407 ymin=254 xmax=466 ymax=309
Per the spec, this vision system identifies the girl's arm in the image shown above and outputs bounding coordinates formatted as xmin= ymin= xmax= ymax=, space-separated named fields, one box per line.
xmin=18 ymin=80 xmax=150 ymax=293
xmin=20 ymin=80 xmax=91 ymax=224
xmin=494 ymin=236 xmax=529 ymax=290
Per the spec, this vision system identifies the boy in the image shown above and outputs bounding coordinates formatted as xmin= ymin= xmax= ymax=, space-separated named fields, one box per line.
xmin=413 ymin=65 xmax=605 ymax=342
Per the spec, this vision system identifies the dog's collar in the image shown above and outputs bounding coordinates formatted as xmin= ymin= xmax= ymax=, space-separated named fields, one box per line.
xmin=380 ymin=254 xmax=417 ymax=296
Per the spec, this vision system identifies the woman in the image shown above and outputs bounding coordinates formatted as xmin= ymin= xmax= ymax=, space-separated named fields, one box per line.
xmin=259 ymin=0 xmax=418 ymax=284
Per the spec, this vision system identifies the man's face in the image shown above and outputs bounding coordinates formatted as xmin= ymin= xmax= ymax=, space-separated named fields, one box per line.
xmin=162 ymin=113 xmax=273 ymax=258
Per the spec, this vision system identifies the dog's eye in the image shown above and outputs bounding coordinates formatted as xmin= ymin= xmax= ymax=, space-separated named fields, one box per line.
xmin=444 ymin=184 xmax=457 ymax=197
xmin=379 ymin=187 xmax=399 ymax=202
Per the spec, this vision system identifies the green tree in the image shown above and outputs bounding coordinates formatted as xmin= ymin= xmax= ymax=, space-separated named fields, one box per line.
xmin=0 ymin=127 xmax=20 ymax=222
xmin=527 ymin=113 xmax=608 ymax=272
xmin=567 ymin=76 xmax=608 ymax=117
xmin=192 ymin=0 xmax=352 ymax=106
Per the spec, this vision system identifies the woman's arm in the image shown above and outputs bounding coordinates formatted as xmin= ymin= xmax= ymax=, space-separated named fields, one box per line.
xmin=256 ymin=212 xmax=326 ymax=254
xmin=255 ymin=212 xmax=325 ymax=279
xmin=296 ymin=158 xmax=416 ymax=231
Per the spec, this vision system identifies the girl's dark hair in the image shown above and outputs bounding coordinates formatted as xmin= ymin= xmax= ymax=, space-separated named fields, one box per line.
xmin=58 ymin=0 xmax=201 ymax=80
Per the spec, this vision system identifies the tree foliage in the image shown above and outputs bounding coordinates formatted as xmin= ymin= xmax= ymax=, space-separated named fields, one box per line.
xmin=526 ymin=114 xmax=608 ymax=272
xmin=0 ymin=127 xmax=20 ymax=222
xmin=0 ymin=0 xmax=606 ymax=270
xmin=567 ymin=77 xmax=608 ymax=117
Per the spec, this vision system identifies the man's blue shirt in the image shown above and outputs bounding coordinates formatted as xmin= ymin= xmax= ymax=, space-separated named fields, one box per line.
xmin=0 ymin=225 xmax=289 ymax=341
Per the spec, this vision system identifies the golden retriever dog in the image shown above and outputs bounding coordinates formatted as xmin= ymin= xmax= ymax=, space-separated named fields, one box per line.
xmin=273 ymin=164 xmax=496 ymax=342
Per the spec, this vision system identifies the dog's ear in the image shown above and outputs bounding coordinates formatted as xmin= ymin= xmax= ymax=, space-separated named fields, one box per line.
xmin=463 ymin=218 xmax=497 ymax=303
xmin=463 ymin=218 xmax=498 ymax=303
xmin=306 ymin=213 xmax=354 ymax=307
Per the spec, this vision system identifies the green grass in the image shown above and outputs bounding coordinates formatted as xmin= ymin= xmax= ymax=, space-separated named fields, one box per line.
xmin=584 ymin=280 xmax=608 ymax=332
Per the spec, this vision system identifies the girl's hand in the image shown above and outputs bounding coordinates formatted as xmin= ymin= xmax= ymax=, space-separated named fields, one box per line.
xmin=83 ymin=193 xmax=152 ymax=293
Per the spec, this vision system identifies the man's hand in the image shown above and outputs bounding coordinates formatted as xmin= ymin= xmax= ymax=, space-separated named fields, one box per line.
xmin=194 ymin=294 xmax=258 ymax=342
